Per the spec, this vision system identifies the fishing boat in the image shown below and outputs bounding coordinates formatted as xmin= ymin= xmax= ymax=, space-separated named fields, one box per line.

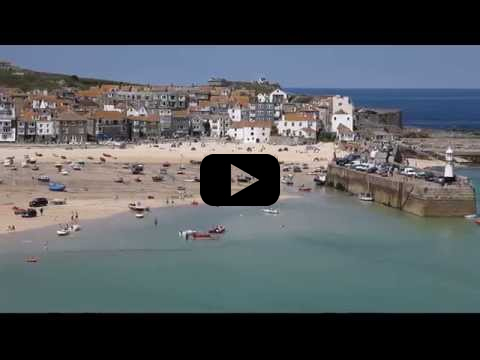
xmin=313 ymin=174 xmax=326 ymax=186
xmin=122 ymin=163 xmax=130 ymax=169
xmin=38 ymin=175 xmax=50 ymax=182
xmin=179 ymin=164 xmax=186 ymax=170
xmin=152 ymin=175 xmax=165 ymax=182
xmin=57 ymin=227 xmax=70 ymax=236
xmin=21 ymin=161 xmax=29 ymax=168
xmin=359 ymin=192 xmax=374 ymax=201
xmin=136 ymin=212 xmax=145 ymax=219
xmin=113 ymin=176 xmax=124 ymax=183
xmin=51 ymin=198 xmax=67 ymax=205
xmin=162 ymin=162 xmax=171 ymax=167
xmin=262 ymin=208 xmax=279 ymax=214
xmin=61 ymin=170 xmax=69 ymax=176
xmin=25 ymin=257 xmax=39 ymax=263
xmin=191 ymin=200 xmax=199 ymax=206
xmin=128 ymin=202 xmax=149 ymax=211
xmin=71 ymin=224 xmax=81 ymax=232
xmin=176 ymin=170 xmax=185 ymax=175
xmin=208 ymin=225 xmax=226 ymax=234
xmin=464 ymin=214 xmax=477 ymax=219
xmin=103 ymin=153 xmax=112 ymax=157
xmin=49 ymin=182 xmax=66 ymax=192
xmin=281 ymin=175 xmax=294 ymax=185
xmin=475 ymin=219 xmax=480 ymax=225
xmin=71 ymin=163 xmax=81 ymax=171
xmin=176 ymin=186 xmax=186 ymax=191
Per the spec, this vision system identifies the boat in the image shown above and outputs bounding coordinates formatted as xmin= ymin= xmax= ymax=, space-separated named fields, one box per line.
xmin=51 ymin=198 xmax=67 ymax=205
xmin=184 ymin=178 xmax=196 ymax=182
xmin=134 ymin=177 xmax=142 ymax=182
xmin=176 ymin=170 xmax=185 ymax=175
xmin=38 ymin=175 xmax=50 ymax=182
xmin=70 ymin=224 xmax=81 ymax=232
xmin=31 ymin=165 xmax=39 ymax=171
xmin=281 ymin=175 xmax=294 ymax=185
xmin=122 ymin=163 xmax=130 ymax=169
xmin=103 ymin=153 xmax=112 ymax=157
xmin=464 ymin=214 xmax=477 ymax=219
xmin=71 ymin=163 xmax=81 ymax=171
xmin=208 ymin=225 xmax=226 ymax=234
xmin=262 ymin=208 xmax=279 ymax=214
xmin=54 ymin=163 xmax=63 ymax=170
xmin=179 ymin=165 xmax=186 ymax=170
xmin=359 ymin=192 xmax=374 ymax=201
xmin=49 ymin=182 xmax=66 ymax=192
xmin=87 ymin=156 xmax=94 ymax=160
xmin=100 ymin=157 xmax=106 ymax=162
xmin=191 ymin=200 xmax=199 ymax=206
xmin=57 ymin=228 xmax=70 ymax=236
xmin=176 ymin=186 xmax=186 ymax=191
xmin=28 ymin=157 xmax=37 ymax=164
xmin=21 ymin=161 xmax=29 ymax=168
xmin=237 ymin=175 xmax=252 ymax=183
xmin=191 ymin=232 xmax=216 ymax=240
xmin=113 ymin=176 xmax=124 ymax=183
xmin=128 ymin=202 xmax=149 ymax=211
xmin=152 ymin=175 xmax=165 ymax=182
xmin=35 ymin=152 xmax=43 ymax=157
xmin=313 ymin=174 xmax=326 ymax=186
xmin=162 ymin=162 xmax=171 ymax=167
xmin=25 ymin=257 xmax=39 ymax=263
xmin=136 ymin=212 xmax=145 ymax=219
xmin=298 ymin=186 xmax=312 ymax=192
xmin=194 ymin=176 xmax=200 ymax=182
xmin=61 ymin=170 xmax=69 ymax=176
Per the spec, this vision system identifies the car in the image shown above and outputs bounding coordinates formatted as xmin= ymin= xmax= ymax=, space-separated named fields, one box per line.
xmin=367 ymin=166 xmax=378 ymax=173
xmin=401 ymin=167 xmax=416 ymax=177
xmin=21 ymin=208 xmax=37 ymax=218
xmin=29 ymin=197 xmax=48 ymax=207
xmin=415 ymin=171 xmax=427 ymax=178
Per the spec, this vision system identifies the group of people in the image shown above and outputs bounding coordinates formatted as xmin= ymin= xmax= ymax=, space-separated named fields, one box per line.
xmin=70 ymin=211 xmax=79 ymax=222
xmin=6 ymin=225 xmax=16 ymax=232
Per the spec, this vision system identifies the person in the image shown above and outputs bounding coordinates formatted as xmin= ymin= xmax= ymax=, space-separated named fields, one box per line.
xmin=75 ymin=211 xmax=79 ymax=220
xmin=154 ymin=218 xmax=158 ymax=227
xmin=71 ymin=215 xmax=74 ymax=221
xmin=40 ymin=207 xmax=43 ymax=216
xmin=12 ymin=225 xmax=15 ymax=231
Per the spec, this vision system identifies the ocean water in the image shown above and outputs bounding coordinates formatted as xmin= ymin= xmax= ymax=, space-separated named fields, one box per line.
xmin=287 ymin=88 xmax=480 ymax=130
xmin=0 ymin=169 xmax=479 ymax=313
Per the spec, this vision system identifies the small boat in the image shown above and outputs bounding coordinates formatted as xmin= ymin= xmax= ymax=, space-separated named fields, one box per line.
xmin=237 ymin=175 xmax=252 ymax=183
xmin=359 ymin=192 xmax=374 ymax=201
xmin=122 ymin=163 xmax=130 ymax=169
xmin=262 ymin=208 xmax=279 ymax=215
xmin=136 ymin=212 xmax=145 ymax=219
xmin=25 ymin=257 xmax=39 ymax=263
xmin=31 ymin=165 xmax=39 ymax=171
xmin=38 ymin=175 xmax=50 ymax=182
xmin=298 ymin=187 xmax=312 ymax=192
xmin=179 ymin=229 xmax=196 ymax=238
xmin=100 ymin=157 xmax=106 ymax=162
xmin=103 ymin=153 xmax=112 ymax=157
xmin=176 ymin=170 xmax=185 ymax=175
xmin=134 ymin=177 xmax=142 ymax=182
xmin=128 ymin=202 xmax=149 ymax=211
xmin=113 ymin=177 xmax=124 ymax=183
xmin=184 ymin=178 xmax=195 ymax=182
xmin=55 ymin=163 xmax=63 ymax=169
xmin=313 ymin=175 xmax=326 ymax=186
xmin=70 ymin=224 xmax=81 ymax=232
xmin=35 ymin=152 xmax=43 ymax=157
xmin=152 ymin=175 xmax=165 ymax=182
xmin=61 ymin=170 xmax=69 ymax=176
xmin=57 ymin=228 xmax=70 ymax=236
xmin=162 ymin=162 xmax=171 ymax=167
xmin=208 ymin=225 xmax=225 ymax=234
xmin=49 ymin=182 xmax=66 ymax=192
xmin=21 ymin=161 xmax=29 ymax=168
xmin=160 ymin=169 xmax=168 ymax=175
xmin=87 ymin=156 xmax=94 ymax=160
xmin=10 ymin=166 xmax=17 ymax=171
xmin=464 ymin=214 xmax=477 ymax=219
xmin=51 ymin=198 xmax=67 ymax=205
xmin=71 ymin=163 xmax=81 ymax=171
xmin=179 ymin=165 xmax=186 ymax=170
xmin=281 ymin=175 xmax=294 ymax=185
xmin=176 ymin=186 xmax=186 ymax=191
xmin=60 ymin=156 xmax=67 ymax=160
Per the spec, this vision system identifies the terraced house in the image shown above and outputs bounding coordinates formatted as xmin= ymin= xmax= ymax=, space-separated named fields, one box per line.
xmin=0 ymin=94 xmax=16 ymax=142
xmin=93 ymin=111 xmax=129 ymax=141
xmin=54 ymin=111 xmax=89 ymax=144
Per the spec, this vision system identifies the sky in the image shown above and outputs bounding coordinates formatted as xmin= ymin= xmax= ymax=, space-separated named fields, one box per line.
xmin=0 ymin=45 xmax=479 ymax=88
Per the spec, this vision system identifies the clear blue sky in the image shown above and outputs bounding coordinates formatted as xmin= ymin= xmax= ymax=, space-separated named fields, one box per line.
xmin=0 ymin=45 xmax=479 ymax=88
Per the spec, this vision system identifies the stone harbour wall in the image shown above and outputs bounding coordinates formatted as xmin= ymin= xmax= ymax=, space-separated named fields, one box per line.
xmin=326 ymin=164 xmax=477 ymax=217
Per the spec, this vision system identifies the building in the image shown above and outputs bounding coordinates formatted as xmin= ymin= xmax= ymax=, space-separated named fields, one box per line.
xmin=336 ymin=123 xmax=356 ymax=142
xmin=0 ymin=95 xmax=16 ymax=142
xmin=269 ymin=89 xmax=288 ymax=104
xmin=129 ymin=115 xmax=160 ymax=141
xmin=249 ymin=102 xmax=275 ymax=121
xmin=54 ymin=111 xmax=89 ymax=144
xmin=226 ymin=120 xmax=272 ymax=144
xmin=209 ymin=113 xmax=231 ymax=138
xmin=208 ymin=78 xmax=228 ymax=87
xmin=331 ymin=109 xmax=354 ymax=135
xmin=93 ymin=111 xmax=129 ymax=141
xmin=171 ymin=110 xmax=190 ymax=137
xmin=277 ymin=112 xmax=319 ymax=139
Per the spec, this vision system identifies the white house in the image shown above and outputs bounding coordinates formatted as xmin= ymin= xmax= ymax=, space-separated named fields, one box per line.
xmin=103 ymin=104 xmax=123 ymax=112
xmin=0 ymin=97 xmax=16 ymax=142
xmin=227 ymin=120 xmax=272 ymax=144
xmin=331 ymin=109 xmax=354 ymax=134
xmin=257 ymin=93 xmax=268 ymax=103
xmin=228 ymin=105 xmax=243 ymax=122
xmin=127 ymin=106 xmax=148 ymax=117
xmin=336 ymin=123 xmax=356 ymax=142
xmin=209 ymin=115 xmax=231 ymax=138
xmin=269 ymin=89 xmax=288 ymax=104
xmin=277 ymin=113 xmax=319 ymax=139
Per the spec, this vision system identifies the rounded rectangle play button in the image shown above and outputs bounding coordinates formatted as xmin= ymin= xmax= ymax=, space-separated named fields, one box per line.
xmin=200 ymin=154 xmax=280 ymax=206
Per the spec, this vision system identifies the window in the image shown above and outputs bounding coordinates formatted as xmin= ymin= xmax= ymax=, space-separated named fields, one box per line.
xmin=250 ymin=132 xmax=254 ymax=136
xmin=284 ymin=122 xmax=287 ymax=127
xmin=299 ymin=123 xmax=302 ymax=127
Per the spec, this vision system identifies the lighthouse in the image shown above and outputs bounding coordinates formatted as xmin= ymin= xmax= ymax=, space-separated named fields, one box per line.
xmin=444 ymin=146 xmax=455 ymax=181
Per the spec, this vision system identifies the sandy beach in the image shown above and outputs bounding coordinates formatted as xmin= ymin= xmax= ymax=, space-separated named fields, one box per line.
xmin=0 ymin=142 xmax=340 ymax=235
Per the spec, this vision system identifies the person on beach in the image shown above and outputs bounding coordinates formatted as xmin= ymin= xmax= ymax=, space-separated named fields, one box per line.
xmin=154 ymin=218 xmax=158 ymax=227
xmin=75 ymin=211 xmax=79 ymax=220
xmin=40 ymin=208 xmax=43 ymax=216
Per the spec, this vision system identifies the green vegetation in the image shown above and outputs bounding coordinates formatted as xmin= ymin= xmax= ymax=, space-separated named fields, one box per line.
xmin=0 ymin=68 xmax=140 ymax=92
xmin=317 ymin=131 xmax=336 ymax=142
xmin=228 ymin=81 xmax=281 ymax=94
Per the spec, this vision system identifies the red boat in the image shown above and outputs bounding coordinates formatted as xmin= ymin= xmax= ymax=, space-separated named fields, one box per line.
xmin=475 ymin=219 xmax=480 ymax=225
xmin=208 ymin=225 xmax=226 ymax=234
xmin=191 ymin=232 xmax=216 ymax=240
xmin=191 ymin=200 xmax=199 ymax=206
xmin=163 ymin=162 xmax=171 ymax=167
xmin=299 ymin=187 xmax=312 ymax=192
xmin=12 ymin=206 xmax=27 ymax=215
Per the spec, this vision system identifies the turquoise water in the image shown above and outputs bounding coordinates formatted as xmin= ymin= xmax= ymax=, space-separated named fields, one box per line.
xmin=1 ymin=169 xmax=479 ymax=313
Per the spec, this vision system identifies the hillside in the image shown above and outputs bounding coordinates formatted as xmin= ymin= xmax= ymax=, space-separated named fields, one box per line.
xmin=0 ymin=67 xmax=142 ymax=92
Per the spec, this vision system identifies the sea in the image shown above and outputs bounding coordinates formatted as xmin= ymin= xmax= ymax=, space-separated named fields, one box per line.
xmin=0 ymin=168 xmax=479 ymax=313
xmin=287 ymin=88 xmax=480 ymax=130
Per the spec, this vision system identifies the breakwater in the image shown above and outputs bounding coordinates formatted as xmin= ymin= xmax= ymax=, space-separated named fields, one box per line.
xmin=326 ymin=164 xmax=477 ymax=217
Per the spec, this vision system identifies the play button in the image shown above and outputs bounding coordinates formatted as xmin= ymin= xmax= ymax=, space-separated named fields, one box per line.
xmin=200 ymin=154 xmax=280 ymax=206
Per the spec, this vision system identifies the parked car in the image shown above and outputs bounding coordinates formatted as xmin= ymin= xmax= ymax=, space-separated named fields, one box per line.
xmin=29 ymin=197 xmax=48 ymax=207
xmin=21 ymin=208 xmax=37 ymax=218
xmin=401 ymin=167 xmax=416 ymax=177
xmin=367 ymin=166 xmax=378 ymax=173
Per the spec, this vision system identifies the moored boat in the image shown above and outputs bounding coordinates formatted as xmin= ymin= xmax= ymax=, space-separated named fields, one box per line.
xmin=49 ymin=182 xmax=66 ymax=192
xmin=208 ymin=225 xmax=226 ymax=234
xmin=152 ymin=175 xmax=165 ymax=182
xmin=262 ymin=208 xmax=279 ymax=214
xmin=25 ymin=257 xmax=39 ymax=263
xmin=313 ymin=174 xmax=326 ymax=185
xmin=57 ymin=228 xmax=70 ymax=236
xmin=465 ymin=214 xmax=477 ymax=219
xmin=38 ymin=175 xmax=50 ymax=182
xmin=298 ymin=186 xmax=312 ymax=192
xmin=135 ymin=212 xmax=145 ymax=219
xmin=359 ymin=192 xmax=374 ymax=201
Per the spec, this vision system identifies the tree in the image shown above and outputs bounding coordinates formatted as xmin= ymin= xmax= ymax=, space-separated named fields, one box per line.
xmin=71 ymin=75 xmax=79 ymax=81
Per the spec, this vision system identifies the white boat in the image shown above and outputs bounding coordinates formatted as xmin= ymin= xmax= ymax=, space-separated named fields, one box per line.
xmin=136 ymin=212 xmax=145 ymax=219
xmin=262 ymin=208 xmax=280 ymax=214
xmin=70 ymin=224 xmax=81 ymax=231
xmin=464 ymin=214 xmax=477 ymax=219
xmin=71 ymin=163 xmax=82 ymax=171
xmin=179 ymin=229 xmax=196 ymax=238
xmin=128 ymin=202 xmax=149 ymax=211
xmin=57 ymin=228 xmax=70 ymax=236
xmin=61 ymin=170 xmax=69 ymax=176
xmin=52 ymin=198 xmax=67 ymax=205
xmin=21 ymin=161 xmax=29 ymax=168
xmin=184 ymin=178 xmax=196 ymax=182
xmin=359 ymin=192 xmax=374 ymax=201
xmin=281 ymin=175 xmax=294 ymax=185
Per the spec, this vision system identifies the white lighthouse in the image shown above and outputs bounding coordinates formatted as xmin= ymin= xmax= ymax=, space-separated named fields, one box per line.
xmin=444 ymin=146 xmax=454 ymax=180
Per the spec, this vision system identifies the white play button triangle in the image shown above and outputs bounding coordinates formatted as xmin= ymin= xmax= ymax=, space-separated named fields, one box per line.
xmin=231 ymin=164 xmax=258 ymax=197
